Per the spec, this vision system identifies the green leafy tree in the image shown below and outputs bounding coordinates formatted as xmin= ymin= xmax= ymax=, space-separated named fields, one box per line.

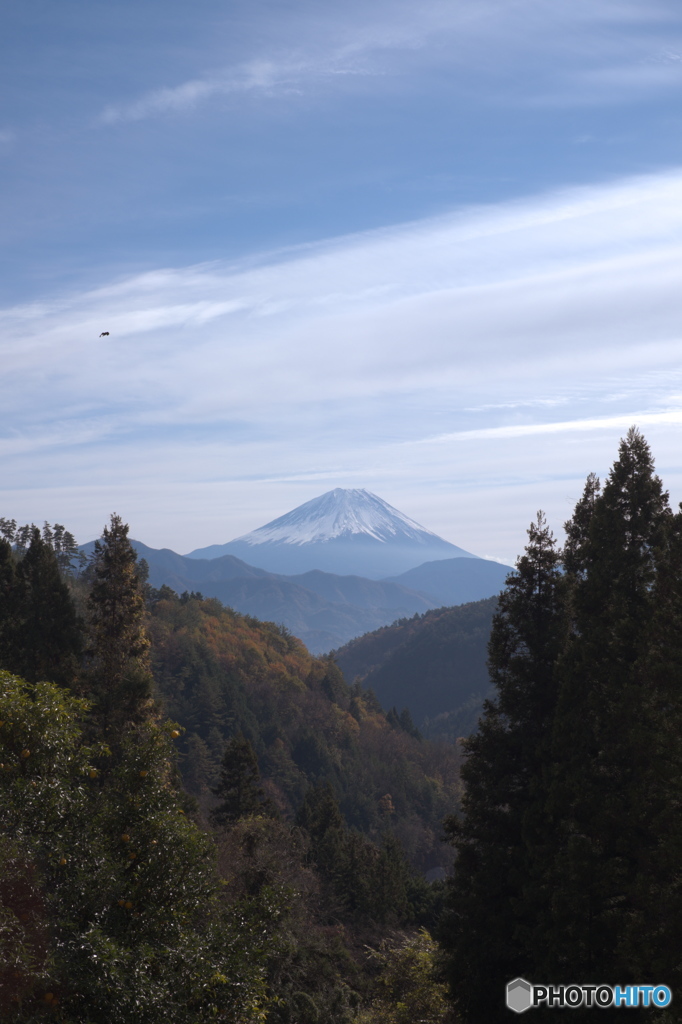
xmin=86 ymin=514 xmax=153 ymax=731
xmin=0 ymin=670 xmax=272 ymax=1023
xmin=357 ymin=930 xmax=454 ymax=1024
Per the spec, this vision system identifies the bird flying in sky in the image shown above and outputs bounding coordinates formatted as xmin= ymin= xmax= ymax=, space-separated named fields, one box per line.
xmin=99 ymin=331 xmax=109 ymax=337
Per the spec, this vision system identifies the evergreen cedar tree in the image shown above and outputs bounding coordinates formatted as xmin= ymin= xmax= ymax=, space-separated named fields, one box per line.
xmin=439 ymin=427 xmax=682 ymax=1023
xmin=86 ymin=513 xmax=154 ymax=732
xmin=210 ymin=733 xmax=273 ymax=825
xmin=0 ymin=529 xmax=81 ymax=687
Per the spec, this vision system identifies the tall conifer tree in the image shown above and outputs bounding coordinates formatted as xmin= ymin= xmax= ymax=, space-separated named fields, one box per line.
xmin=86 ymin=513 xmax=153 ymax=730
xmin=14 ymin=527 xmax=82 ymax=686
xmin=544 ymin=428 xmax=672 ymax=986
xmin=0 ymin=538 xmax=18 ymax=671
xmin=439 ymin=514 xmax=566 ymax=1022
xmin=440 ymin=430 xmax=682 ymax=1021
xmin=210 ymin=734 xmax=270 ymax=825
xmin=626 ymin=503 xmax=682 ymax=995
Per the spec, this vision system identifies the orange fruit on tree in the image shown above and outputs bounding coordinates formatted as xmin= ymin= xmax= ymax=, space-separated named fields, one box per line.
xmin=44 ymin=993 xmax=54 ymax=1003
xmin=170 ymin=729 xmax=180 ymax=738
xmin=89 ymin=769 xmax=97 ymax=778
xmin=58 ymin=857 xmax=67 ymax=866
xmin=124 ymin=901 xmax=133 ymax=909
xmin=121 ymin=833 xmax=131 ymax=842
xmin=20 ymin=749 xmax=30 ymax=758
xmin=139 ymin=770 xmax=148 ymax=777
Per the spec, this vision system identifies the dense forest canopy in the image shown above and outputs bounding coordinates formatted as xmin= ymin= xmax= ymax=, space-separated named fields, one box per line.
xmin=0 ymin=515 xmax=456 ymax=1022
xmin=333 ymin=597 xmax=497 ymax=738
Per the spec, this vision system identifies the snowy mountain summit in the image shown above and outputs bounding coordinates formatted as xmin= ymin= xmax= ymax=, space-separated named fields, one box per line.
xmin=238 ymin=488 xmax=447 ymax=546
xmin=186 ymin=488 xmax=477 ymax=579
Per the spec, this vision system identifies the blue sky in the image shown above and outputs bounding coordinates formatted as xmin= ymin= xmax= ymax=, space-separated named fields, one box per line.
xmin=3 ymin=0 xmax=682 ymax=562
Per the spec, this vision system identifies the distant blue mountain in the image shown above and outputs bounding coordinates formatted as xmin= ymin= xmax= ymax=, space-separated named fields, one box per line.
xmin=80 ymin=518 xmax=509 ymax=653
xmin=185 ymin=488 xmax=475 ymax=578
xmin=386 ymin=557 xmax=511 ymax=607
xmin=82 ymin=539 xmax=437 ymax=652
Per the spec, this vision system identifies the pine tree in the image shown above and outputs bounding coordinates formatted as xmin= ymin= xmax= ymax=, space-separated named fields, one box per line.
xmin=184 ymin=732 xmax=215 ymax=797
xmin=210 ymin=734 xmax=270 ymax=825
xmin=0 ymin=538 xmax=18 ymax=672
xmin=50 ymin=521 xmax=82 ymax=575
xmin=626 ymin=504 xmax=682 ymax=994
xmin=544 ymin=428 xmax=676 ymax=986
xmin=439 ymin=431 xmax=682 ymax=1021
xmin=438 ymin=513 xmax=567 ymax=1022
xmin=13 ymin=527 xmax=82 ymax=686
xmin=86 ymin=513 xmax=153 ymax=731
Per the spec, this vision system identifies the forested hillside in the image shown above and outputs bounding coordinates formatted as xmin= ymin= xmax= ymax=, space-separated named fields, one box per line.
xmin=148 ymin=589 xmax=460 ymax=872
xmin=4 ymin=427 xmax=682 ymax=1023
xmin=333 ymin=598 xmax=497 ymax=738
xmin=0 ymin=515 xmax=457 ymax=1023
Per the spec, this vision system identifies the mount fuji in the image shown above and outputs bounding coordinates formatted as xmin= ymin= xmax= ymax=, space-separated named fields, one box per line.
xmin=185 ymin=488 xmax=477 ymax=578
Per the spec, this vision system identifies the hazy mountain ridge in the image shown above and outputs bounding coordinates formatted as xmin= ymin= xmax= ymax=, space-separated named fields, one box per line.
xmin=333 ymin=597 xmax=499 ymax=738
xmin=102 ymin=540 xmax=505 ymax=652
xmin=385 ymin=557 xmax=509 ymax=607
xmin=80 ymin=490 xmax=509 ymax=651
xmin=185 ymin=488 xmax=475 ymax=577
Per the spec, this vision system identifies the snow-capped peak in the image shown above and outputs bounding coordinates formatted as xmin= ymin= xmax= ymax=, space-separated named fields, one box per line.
xmin=236 ymin=488 xmax=445 ymax=547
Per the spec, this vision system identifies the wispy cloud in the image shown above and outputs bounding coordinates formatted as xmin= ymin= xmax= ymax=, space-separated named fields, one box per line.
xmin=94 ymin=0 xmax=682 ymax=125
xmin=4 ymin=167 xmax=682 ymax=555
xmin=98 ymin=53 xmax=377 ymax=124
xmin=423 ymin=409 xmax=682 ymax=444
